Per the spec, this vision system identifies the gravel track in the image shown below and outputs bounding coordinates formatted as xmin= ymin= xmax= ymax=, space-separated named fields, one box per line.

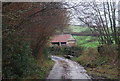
xmin=47 ymin=56 xmax=91 ymax=80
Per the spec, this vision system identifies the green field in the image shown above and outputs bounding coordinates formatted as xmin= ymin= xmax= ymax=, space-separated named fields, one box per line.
xmin=69 ymin=25 xmax=89 ymax=32
xmin=73 ymin=36 xmax=99 ymax=48
xmin=70 ymin=25 xmax=99 ymax=48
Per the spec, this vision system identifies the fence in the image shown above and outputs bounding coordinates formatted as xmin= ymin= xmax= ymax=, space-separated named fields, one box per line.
xmin=46 ymin=46 xmax=83 ymax=57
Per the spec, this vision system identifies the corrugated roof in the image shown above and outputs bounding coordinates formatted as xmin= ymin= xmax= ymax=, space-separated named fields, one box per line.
xmin=51 ymin=34 xmax=75 ymax=42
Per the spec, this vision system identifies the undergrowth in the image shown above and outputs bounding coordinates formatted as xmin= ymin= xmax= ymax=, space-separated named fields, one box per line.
xmin=72 ymin=45 xmax=119 ymax=79
xmin=3 ymin=34 xmax=54 ymax=79
xmin=25 ymin=55 xmax=54 ymax=79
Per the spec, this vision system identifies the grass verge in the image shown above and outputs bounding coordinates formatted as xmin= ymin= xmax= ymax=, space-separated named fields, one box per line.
xmin=72 ymin=47 xmax=119 ymax=79
xmin=25 ymin=55 xmax=54 ymax=79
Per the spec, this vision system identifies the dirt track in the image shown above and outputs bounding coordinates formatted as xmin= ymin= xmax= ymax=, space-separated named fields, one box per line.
xmin=47 ymin=56 xmax=91 ymax=80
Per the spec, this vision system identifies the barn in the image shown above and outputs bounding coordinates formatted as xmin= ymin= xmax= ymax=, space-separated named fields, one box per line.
xmin=50 ymin=34 xmax=76 ymax=47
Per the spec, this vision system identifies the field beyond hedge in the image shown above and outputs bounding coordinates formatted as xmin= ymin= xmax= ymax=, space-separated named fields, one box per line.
xmin=69 ymin=25 xmax=99 ymax=48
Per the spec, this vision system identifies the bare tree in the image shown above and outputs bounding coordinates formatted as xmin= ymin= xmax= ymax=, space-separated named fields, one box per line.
xmin=71 ymin=1 xmax=119 ymax=45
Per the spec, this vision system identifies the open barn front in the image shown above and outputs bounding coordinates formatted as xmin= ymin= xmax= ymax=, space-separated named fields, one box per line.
xmin=51 ymin=42 xmax=67 ymax=46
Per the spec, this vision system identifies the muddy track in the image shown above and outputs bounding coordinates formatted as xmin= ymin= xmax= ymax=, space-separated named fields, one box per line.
xmin=47 ymin=56 xmax=92 ymax=80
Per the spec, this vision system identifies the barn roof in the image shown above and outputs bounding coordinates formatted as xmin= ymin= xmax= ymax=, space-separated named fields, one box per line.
xmin=51 ymin=34 xmax=75 ymax=42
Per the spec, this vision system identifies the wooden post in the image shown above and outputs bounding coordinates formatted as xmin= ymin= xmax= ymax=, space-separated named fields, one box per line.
xmin=59 ymin=42 xmax=61 ymax=46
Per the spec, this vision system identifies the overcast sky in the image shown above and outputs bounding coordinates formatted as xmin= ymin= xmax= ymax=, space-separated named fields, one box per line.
xmin=67 ymin=0 xmax=120 ymax=26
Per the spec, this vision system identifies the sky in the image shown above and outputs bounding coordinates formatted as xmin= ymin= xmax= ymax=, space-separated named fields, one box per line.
xmin=67 ymin=0 xmax=120 ymax=26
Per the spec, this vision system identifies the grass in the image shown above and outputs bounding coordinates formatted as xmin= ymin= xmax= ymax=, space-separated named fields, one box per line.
xmin=81 ymin=41 xmax=99 ymax=48
xmin=71 ymin=47 xmax=119 ymax=79
xmin=69 ymin=25 xmax=89 ymax=32
xmin=38 ymin=57 xmax=54 ymax=79
xmin=73 ymin=36 xmax=99 ymax=48
xmin=69 ymin=25 xmax=99 ymax=48
xmin=25 ymin=55 xmax=54 ymax=79
xmin=87 ymin=65 xmax=119 ymax=79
